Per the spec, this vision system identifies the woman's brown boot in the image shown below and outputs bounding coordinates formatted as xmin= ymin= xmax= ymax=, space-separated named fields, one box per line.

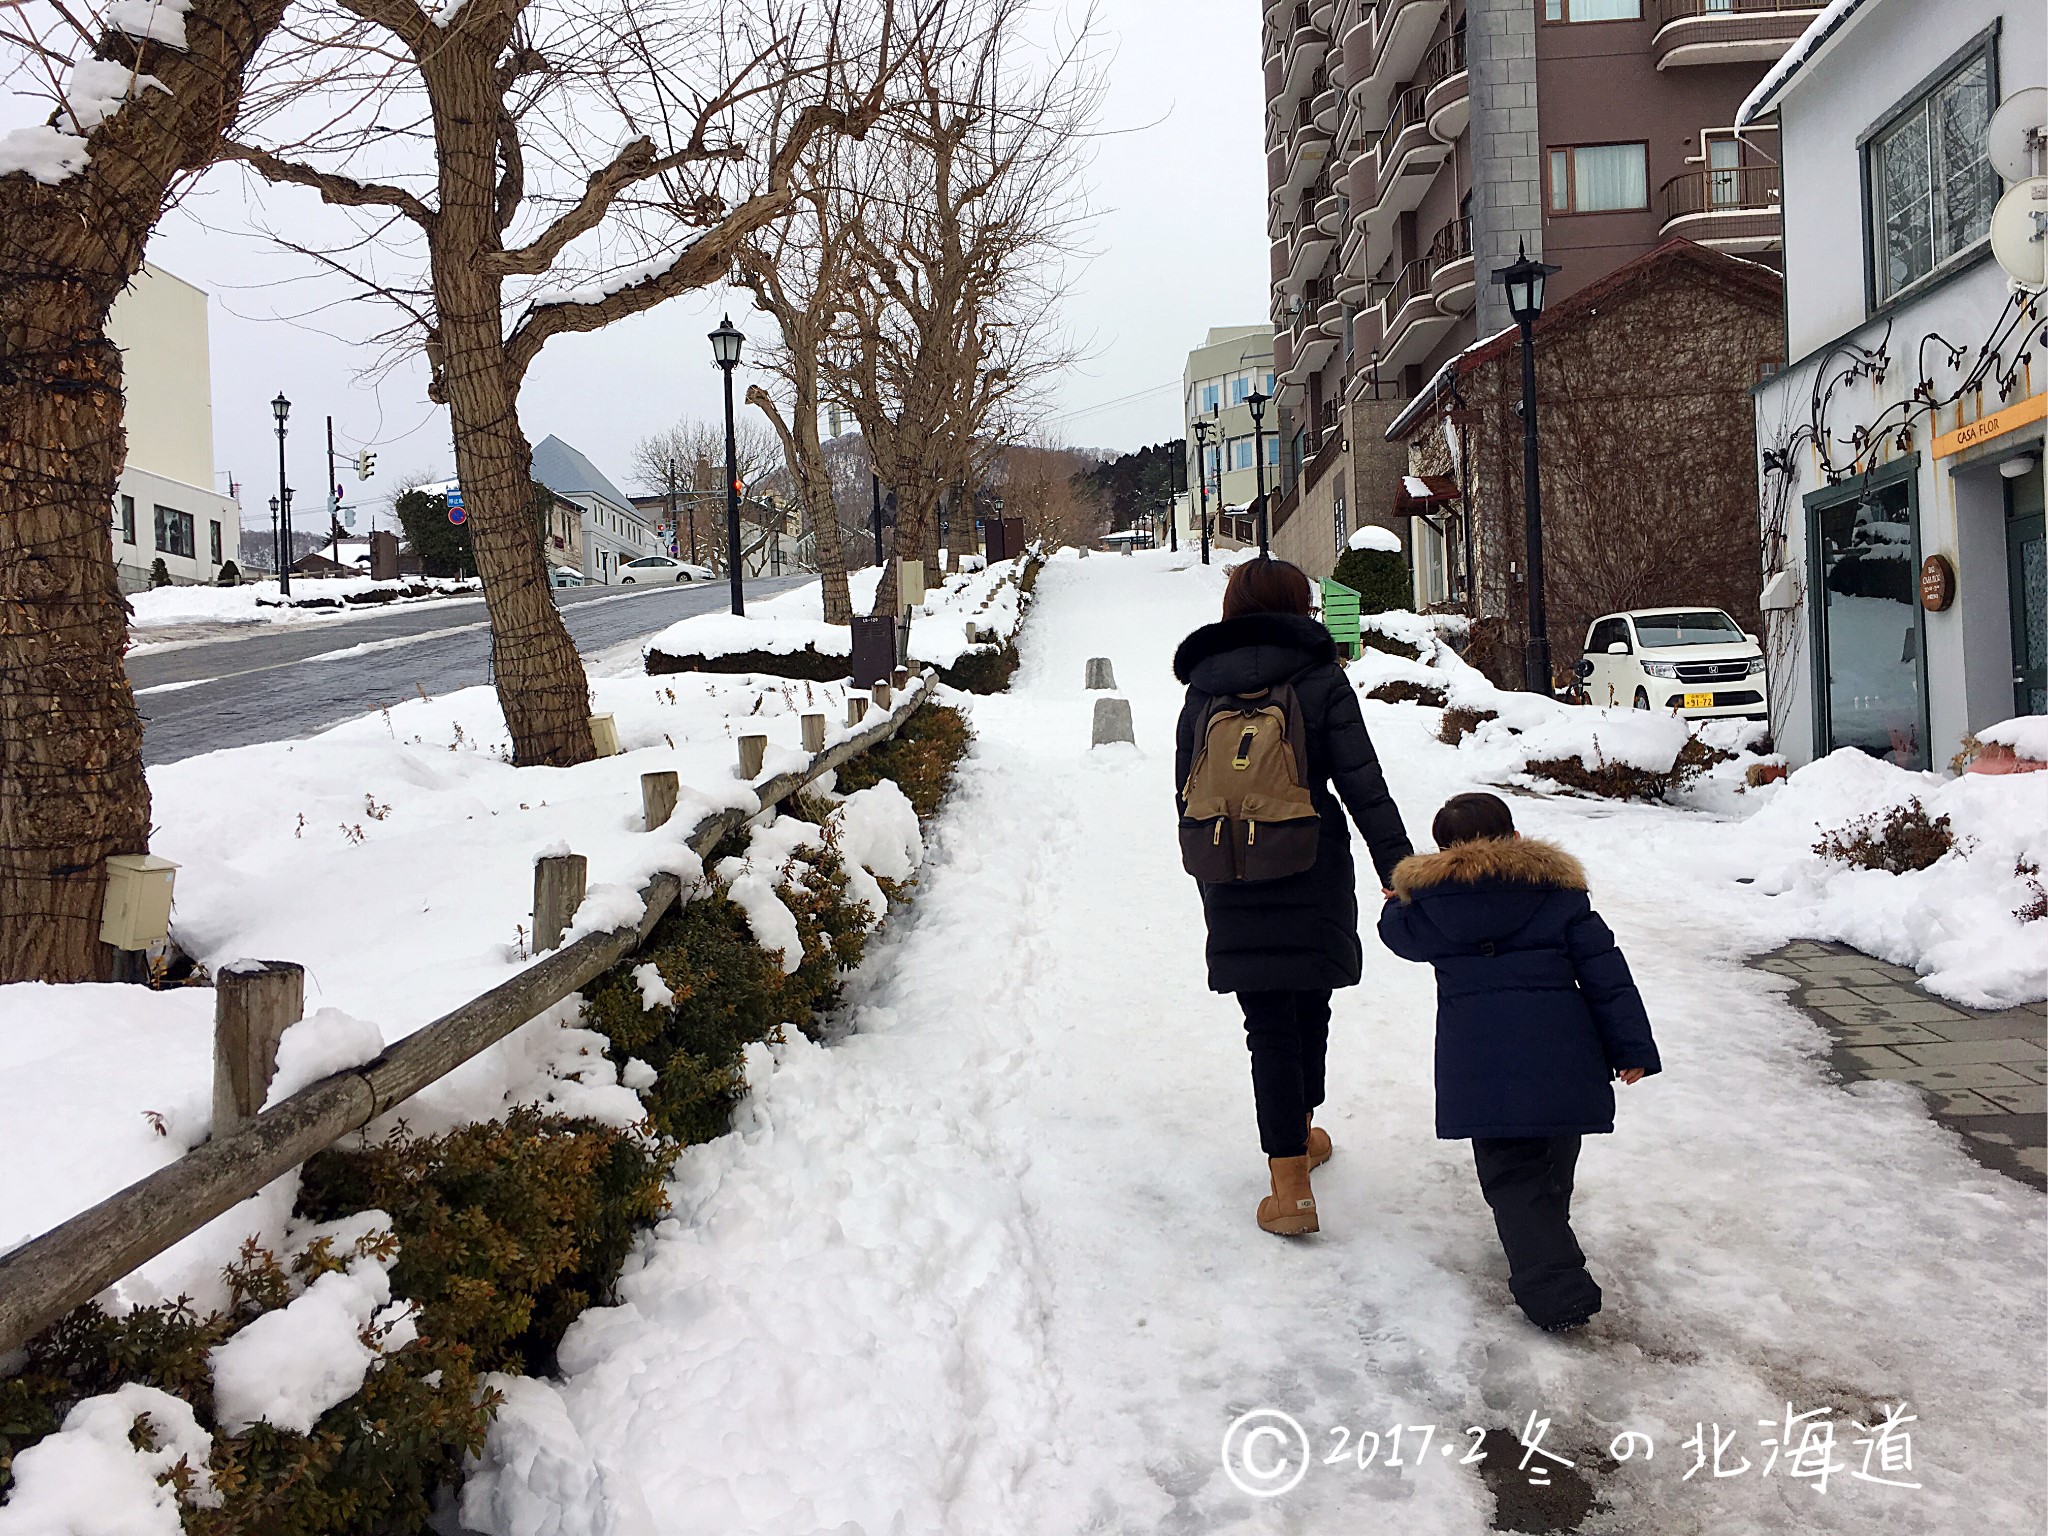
xmin=1257 ymin=1156 xmax=1319 ymax=1236
xmin=1306 ymin=1115 xmax=1331 ymax=1170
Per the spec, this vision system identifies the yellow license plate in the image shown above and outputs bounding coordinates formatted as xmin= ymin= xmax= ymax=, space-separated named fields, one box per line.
xmin=1683 ymin=691 xmax=1715 ymax=710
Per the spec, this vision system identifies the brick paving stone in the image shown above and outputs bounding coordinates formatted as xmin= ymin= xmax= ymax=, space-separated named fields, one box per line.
xmin=1890 ymin=1038 xmax=2044 ymax=1068
xmin=1753 ymin=938 xmax=2045 ymax=1192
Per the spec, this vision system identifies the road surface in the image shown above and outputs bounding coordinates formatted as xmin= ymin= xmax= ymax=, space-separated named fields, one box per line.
xmin=129 ymin=575 xmax=810 ymax=765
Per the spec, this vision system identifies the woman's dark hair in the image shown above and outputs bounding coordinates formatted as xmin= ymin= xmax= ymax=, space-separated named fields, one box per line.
xmin=1432 ymin=791 xmax=1516 ymax=848
xmin=1222 ymin=558 xmax=1313 ymax=620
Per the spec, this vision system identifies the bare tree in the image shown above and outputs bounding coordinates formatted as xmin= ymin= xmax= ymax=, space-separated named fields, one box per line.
xmin=821 ymin=0 xmax=1099 ymax=620
xmin=994 ymin=441 xmax=1106 ymax=549
xmin=219 ymin=0 xmax=908 ymax=765
xmin=630 ymin=417 xmax=781 ymax=569
xmin=0 ymin=0 xmax=291 ymax=983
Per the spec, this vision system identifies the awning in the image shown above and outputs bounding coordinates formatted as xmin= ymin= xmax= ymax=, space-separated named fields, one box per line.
xmin=1393 ymin=475 xmax=1458 ymax=516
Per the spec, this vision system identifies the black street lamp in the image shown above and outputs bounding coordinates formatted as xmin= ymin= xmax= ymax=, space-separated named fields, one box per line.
xmin=1190 ymin=416 xmax=1215 ymax=566
xmin=709 ymin=315 xmax=746 ymax=616
xmin=271 ymin=392 xmax=292 ymax=594
xmin=1492 ymin=241 xmax=1561 ymax=695
xmin=1245 ymin=388 xmax=1271 ymax=559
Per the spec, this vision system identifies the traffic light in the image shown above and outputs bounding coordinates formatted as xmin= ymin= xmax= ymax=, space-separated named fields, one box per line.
xmin=355 ymin=449 xmax=377 ymax=480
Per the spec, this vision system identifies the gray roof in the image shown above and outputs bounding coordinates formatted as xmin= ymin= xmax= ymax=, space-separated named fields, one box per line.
xmin=532 ymin=434 xmax=636 ymax=512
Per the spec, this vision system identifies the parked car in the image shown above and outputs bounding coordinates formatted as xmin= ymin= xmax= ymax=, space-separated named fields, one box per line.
xmin=549 ymin=565 xmax=586 ymax=588
xmin=619 ymin=555 xmax=712 ymax=584
xmin=1575 ymin=607 xmax=1768 ymax=721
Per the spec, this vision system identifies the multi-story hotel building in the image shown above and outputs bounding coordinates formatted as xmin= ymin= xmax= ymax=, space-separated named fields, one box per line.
xmin=1260 ymin=0 xmax=1819 ymax=578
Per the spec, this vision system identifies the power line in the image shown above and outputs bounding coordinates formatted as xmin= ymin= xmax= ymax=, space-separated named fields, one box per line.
xmin=1050 ymin=377 xmax=1182 ymax=423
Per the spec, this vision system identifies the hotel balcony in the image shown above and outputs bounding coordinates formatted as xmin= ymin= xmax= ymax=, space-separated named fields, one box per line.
xmin=1355 ymin=83 xmax=1451 ymax=246
xmin=1349 ymin=0 xmax=1448 ymax=124
xmin=1280 ymin=307 xmax=1338 ymax=384
xmin=1650 ymin=0 xmax=1820 ymax=71
xmin=1313 ymin=82 xmax=1343 ymax=133
xmin=1659 ymin=164 xmax=1783 ymax=254
xmin=1279 ymin=214 xmax=1337 ymax=292
xmin=1426 ymin=214 xmax=1475 ymax=313
xmin=1378 ymin=254 xmax=1455 ymax=372
xmin=1315 ymin=188 xmax=1347 ymax=235
xmin=1336 ymin=222 xmax=1376 ymax=304
xmin=1421 ymin=28 xmax=1468 ymax=144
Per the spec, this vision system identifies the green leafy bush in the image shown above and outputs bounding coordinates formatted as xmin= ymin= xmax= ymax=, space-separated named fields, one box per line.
xmin=1331 ymin=545 xmax=1410 ymax=615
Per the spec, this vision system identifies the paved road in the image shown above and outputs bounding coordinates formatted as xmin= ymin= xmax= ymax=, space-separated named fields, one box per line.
xmin=130 ymin=575 xmax=811 ymax=765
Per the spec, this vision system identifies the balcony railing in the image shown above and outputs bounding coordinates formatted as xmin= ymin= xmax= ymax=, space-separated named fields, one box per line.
xmin=1660 ymin=163 xmax=1781 ymax=224
xmin=1375 ymin=84 xmax=1427 ymax=169
xmin=1428 ymin=212 xmax=1472 ymax=263
xmin=1420 ymin=26 xmax=1464 ymax=88
xmin=1650 ymin=0 xmax=1817 ymax=67
xmin=1651 ymin=0 xmax=1816 ymax=23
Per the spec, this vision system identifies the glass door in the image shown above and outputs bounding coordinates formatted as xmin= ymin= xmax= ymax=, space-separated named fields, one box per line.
xmin=2009 ymin=460 xmax=2045 ymax=717
xmin=1812 ymin=478 xmax=1929 ymax=768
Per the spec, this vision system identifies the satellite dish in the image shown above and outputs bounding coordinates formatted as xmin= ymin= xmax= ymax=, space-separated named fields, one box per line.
xmin=1989 ymin=177 xmax=2047 ymax=288
xmin=1987 ymin=87 xmax=2047 ymax=183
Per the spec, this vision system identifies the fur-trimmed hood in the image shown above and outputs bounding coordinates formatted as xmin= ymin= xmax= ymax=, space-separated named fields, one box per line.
xmin=1173 ymin=612 xmax=1337 ymax=690
xmin=1390 ymin=837 xmax=1588 ymax=901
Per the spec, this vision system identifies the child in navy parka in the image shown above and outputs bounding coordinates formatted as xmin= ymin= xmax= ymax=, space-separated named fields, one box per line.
xmin=1378 ymin=792 xmax=1661 ymax=1331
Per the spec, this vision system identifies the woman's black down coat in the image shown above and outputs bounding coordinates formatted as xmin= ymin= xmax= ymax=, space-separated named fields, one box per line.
xmin=1173 ymin=612 xmax=1413 ymax=994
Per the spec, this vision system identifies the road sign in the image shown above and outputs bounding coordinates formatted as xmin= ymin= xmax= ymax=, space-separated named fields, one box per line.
xmin=449 ymin=504 xmax=467 ymax=526
xmin=446 ymin=486 xmax=464 ymax=508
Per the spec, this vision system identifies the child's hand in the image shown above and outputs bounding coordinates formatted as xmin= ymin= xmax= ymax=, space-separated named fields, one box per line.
xmin=1615 ymin=1068 xmax=1646 ymax=1085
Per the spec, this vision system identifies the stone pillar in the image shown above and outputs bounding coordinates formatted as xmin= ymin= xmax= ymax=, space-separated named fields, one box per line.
xmin=1467 ymin=0 xmax=1544 ymax=339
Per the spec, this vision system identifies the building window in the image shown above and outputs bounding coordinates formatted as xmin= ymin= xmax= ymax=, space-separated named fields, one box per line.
xmin=1332 ymin=486 xmax=1348 ymax=555
xmin=153 ymin=505 xmax=195 ymax=558
xmin=119 ymin=495 xmax=135 ymax=545
xmin=1547 ymin=142 xmax=1649 ymax=213
xmin=1200 ymin=382 xmax=1220 ymax=413
xmin=1868 ymin=45 xmax=1998 ymax=305
xmin=1232 ymin=437 xmax=1254 ymax=472
xmin=209 ymin=520 xmax=222 ymax=564
xmin=1543 ymin=0 xmax=1639 ymax=19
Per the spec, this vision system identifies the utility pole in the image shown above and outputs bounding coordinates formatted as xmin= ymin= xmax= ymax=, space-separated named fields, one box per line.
xmin=326 ymin=416 xmax=341 ymax=565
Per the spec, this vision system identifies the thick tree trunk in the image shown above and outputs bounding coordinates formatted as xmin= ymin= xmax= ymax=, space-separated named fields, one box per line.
xmin=0 ymin=0 xmax=290 ymax=982
xmin=424 ymin=43 xmax=594 ymax=769
xmin=797 ymin=413 xmax=853 ymax=624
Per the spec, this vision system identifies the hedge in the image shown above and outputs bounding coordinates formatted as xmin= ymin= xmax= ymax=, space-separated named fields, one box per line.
xmin=0 ymin=703 xmax=973 ymax=1529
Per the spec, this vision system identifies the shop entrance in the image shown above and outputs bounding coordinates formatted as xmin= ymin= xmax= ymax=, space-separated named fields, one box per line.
xmin=2009 ymin=456 xmax=2045 ymax=718
xmin=1809 ymin=464 xmax=1929 ymax=769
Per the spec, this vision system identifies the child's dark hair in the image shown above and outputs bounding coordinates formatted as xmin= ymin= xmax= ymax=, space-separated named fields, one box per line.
xmin=1432 ymin=791 xmax=1516 ymax=848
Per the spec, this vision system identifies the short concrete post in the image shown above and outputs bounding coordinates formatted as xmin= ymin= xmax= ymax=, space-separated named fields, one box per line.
xmin=846 ymin=696 xmax=869 ymax=727
xmin=1091 ymin=696 xmax=1136 ymax=747
xmin=213 ymin=961 xmax=305 ymax=1137
xmin=801 ymin=713 xmax=827 ymax=754
xmin=737 ymin=734 xmax=768 ymax=779
xmin=533 ymin=853 xmax=587 ymax=953
xmin=871 ymin=682 xmax=892 ymax=710
xmin=641 ymin=771 xmax=680 ymax=832
xmin=1084 ymin=657 xmax=1117 ymax=690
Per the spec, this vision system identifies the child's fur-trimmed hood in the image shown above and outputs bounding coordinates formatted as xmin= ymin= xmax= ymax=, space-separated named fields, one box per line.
xmin=1390 ymin=836 xmax=1588 ymax=901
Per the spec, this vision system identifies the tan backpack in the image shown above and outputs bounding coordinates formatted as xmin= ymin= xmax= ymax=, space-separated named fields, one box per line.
xmin=1179 ymin=682 xmax=1321 ymax=883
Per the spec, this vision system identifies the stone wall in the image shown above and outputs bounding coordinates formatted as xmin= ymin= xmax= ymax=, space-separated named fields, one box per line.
xmin=1467 ymin=0 xmax=1544 ymax=339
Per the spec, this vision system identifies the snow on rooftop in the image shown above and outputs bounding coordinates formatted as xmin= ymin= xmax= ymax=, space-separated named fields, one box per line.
xmin=1737 ymin=0 xmax=1868 ymax=127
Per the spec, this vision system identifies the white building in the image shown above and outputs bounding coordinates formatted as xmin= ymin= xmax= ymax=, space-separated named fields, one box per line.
xmin=1744 ymin=0 xmax=2044 ymax=771
xmin=532 ymin=434 xmax=655 ymax=584
xmin=1181 ymin=326 xmax=1278 ymax=548
xmin=106 ymin=265 xmax=241 ymax=590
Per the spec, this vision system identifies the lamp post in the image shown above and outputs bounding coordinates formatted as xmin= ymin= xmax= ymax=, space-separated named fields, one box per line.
xmin=1190 ymin=417 xmax=1215 ymax=566
xmin=1245 ymin=388 xmax=1271 ymax=558
xmin=871 ymin=472 xmax=885 ymax=564
xmin=271 ymin=392 xmax=291 ymax=594
xmin=1492 ymin=241 xmax=1561 ymax=695
xmin=709 ymin=315 xmax=746 ymax=615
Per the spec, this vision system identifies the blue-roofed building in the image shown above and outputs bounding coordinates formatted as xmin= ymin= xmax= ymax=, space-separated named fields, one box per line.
xmin=532 ymin=434 xmax=656 ymax=583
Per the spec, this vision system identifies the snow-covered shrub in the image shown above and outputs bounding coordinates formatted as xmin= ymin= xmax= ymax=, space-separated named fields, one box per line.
xmin=1367 ymin=678 xmax=1447 ymax=707
xmin=1522 ymin=750 xmax=1673 ymax=802
xmin=938 ymin=638 xmax=1021 ymax=694
xmin=1813 ymin=800 xmax=1961 ymax=874
xmin=1439 ymin=705 xmax=1499 ymax=745
xmin=148 ymin=557 xmax=171 ymax=588
xmin=835 ymin=702 xmax=972 ymax=820
xmin=1331 ymin=545 xmax=1410 ymax=615
xmin=215 ymin=559 xmax=240 ymax=587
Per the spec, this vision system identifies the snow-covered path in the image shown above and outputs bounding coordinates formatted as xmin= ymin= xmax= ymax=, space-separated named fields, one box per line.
xmin=480 ymin=551 xmax=2046 ymax=1536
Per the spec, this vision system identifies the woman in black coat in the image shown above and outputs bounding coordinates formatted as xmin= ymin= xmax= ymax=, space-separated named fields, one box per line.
xmin=1173 ymin=558 xmax=1413 ymax=1235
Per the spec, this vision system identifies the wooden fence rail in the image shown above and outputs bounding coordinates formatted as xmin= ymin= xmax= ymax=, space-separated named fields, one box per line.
xmin=0 ymin=680 xmax=930 ymax=1357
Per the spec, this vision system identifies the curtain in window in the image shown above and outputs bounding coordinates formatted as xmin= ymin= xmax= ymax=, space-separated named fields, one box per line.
xmin=1933 ymin=55 xmax=1997 ymax=267
xmin=1708 ymin=138 xmax=1740 ymax=208
xmin=1573 ymin=143 xmax=1647 ymax=211
xmin=1569 ymin=0 xmax=1639 ymax=18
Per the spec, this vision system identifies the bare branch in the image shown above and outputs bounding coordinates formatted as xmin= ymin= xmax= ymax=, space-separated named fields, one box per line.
xmin=220 ymin=139 xmax=436 ymax=228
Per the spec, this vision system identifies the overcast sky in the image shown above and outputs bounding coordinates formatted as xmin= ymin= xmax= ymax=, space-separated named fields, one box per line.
xmin=130 ymin=0 xmax=1270 ymax=534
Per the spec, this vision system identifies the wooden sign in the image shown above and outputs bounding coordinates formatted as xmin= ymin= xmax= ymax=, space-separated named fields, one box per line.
xmin=1919 ymin=553 xmax=1955 ymax=612
xmin=1932 ymin=389 xmax=2046 ymax=459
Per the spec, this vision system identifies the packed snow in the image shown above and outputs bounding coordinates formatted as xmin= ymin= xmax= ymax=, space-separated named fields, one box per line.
xmin=1347 ymin=523 xmax=1404 ymax=553
xmin=1979 ymin=714 xmax=2048 ymax=763
xmin=0 ymin=1383 xmax=215 ymax=1535
xmin=466 ymin=550 xmax=2045 ymax=1535
xmin=124 ymin=574 xmax=483 ymax=638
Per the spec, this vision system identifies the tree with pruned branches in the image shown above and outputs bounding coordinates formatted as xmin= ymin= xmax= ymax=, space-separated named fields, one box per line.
xmin=218 ymin=0 xmax=913 ymax=766
xmin=1 ymin=0 xmax=294 ymax=983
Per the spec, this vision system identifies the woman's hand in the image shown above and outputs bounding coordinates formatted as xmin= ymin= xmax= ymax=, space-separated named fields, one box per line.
xmin=1615 ymin=1068 xmax=1646 ymax=1085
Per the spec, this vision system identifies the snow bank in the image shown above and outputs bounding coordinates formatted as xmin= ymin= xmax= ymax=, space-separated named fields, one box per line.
xmin=1979 ymin=715 xmax=2048 ymax=763
xmin=0 ymin=1384 xmax=215 ymax=1535
xmin=126 ymin=575 xmax=481 ymax=633
xmin=1347 ymin=524 xmax=1403 ymax=553
xmin=1736 ymin=750 xmax=2048 ymax=1006
xmin=461 ymin=1375 xmax=657 ymax=1536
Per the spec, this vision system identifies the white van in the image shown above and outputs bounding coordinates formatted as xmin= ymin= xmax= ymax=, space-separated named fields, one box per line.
xmin=1575 ymin=607 xmax=1768 ymax=721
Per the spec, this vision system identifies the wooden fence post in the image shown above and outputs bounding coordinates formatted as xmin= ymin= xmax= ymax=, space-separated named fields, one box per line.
xmin=212 ymin=962 xmax=305 ymax=1139
xmin=872 ymin=682 xmax=892 ymax=710
xmin=641 ymin=771 xmax=680 ymax=831
xmin=892 ymin=667 xmax=909 ymax=691
xmin=737 ymin=734 xmax=768 ymax=779
xmin=801 ymin=713 xmax=827 ymax=754
xmin=533 ymin=853 xmax=588 ymax=953
xmin=846 ymin=697 xmax=868 ymax=727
